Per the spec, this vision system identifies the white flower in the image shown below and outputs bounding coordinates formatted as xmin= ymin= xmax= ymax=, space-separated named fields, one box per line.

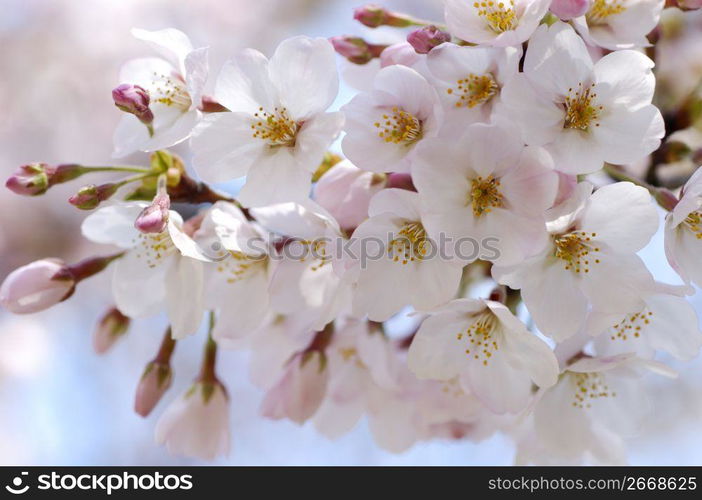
xmin=412 ymin=121 xmax=558 ymax=265
xmin=350 ymin=189 xmax=464 ymax=321
xmin=313 ymin=318 xmax=401 ymax=439
xmin=587 ymin=283 xmax=702 ymax=361
xmin=193 ymin=202 xmax=271 ymax=343
xmin=408 ymin=298 xmax=558 ymax=413
xmin=493 ymin=182 xmax=658 ymax=341
xmin=341 ymin=65 xmax=442 ymax=173
xmin=445 ymin=0 xmax=552 ymax=47
xmin=251 ymin=200 xmax=353 ymax=331
xmin=113 ymin=28 xmax=208 ymax=157
xmin=191 ymin=36 xmax=343 ymax=207
xmin=155 ymin=382 xmax=230 ymax=460
xmin=573 ymin=0 xmax=664 ymax=51
xmin=425 ymin=43 xmax=520 ymax=132
xmin=81 ymin=203 xmax=209 ymax=339
xmin=501 ymin=22 xmax=664 ymax=174
xmin=533 ymin=353 xmax=675 ymax=464
xmin=314 ymin=160 xmax=386 ymax=232
xmin=665 ymin=166 xmax=702 ymax=286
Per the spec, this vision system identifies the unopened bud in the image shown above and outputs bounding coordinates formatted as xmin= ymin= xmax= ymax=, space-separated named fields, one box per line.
xmin=330 ymin=36 xmax=386 ymax=65
xmin=135 ymin=360 xmax=173 ymax=417
xmin=407 ymin=26 xmax=451 ymax=54
xmin=5 ymin=163 xmax=54 ymax=196
xmin=93 ymin=307 xmax=130 ymax=354
xmin=69 ymin=183 xmax=120 ymax=210
xmin=654 ymin=188 xmax=679 ymax=212
xmin=112 ymin=84 xmax=154 ymax=125
xmin=550 ymin=0 xmax=593 ymax=20
xmin=354 ymin=4 xmax=416 ymax=28
xmin=0 ymin=258 xmax=75 ymax=314
xmin=135 ymin=192 xmax=171 ymax=234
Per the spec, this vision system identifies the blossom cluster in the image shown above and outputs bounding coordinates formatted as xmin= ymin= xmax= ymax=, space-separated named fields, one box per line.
xmin=3 ymin=1 xmax=702 ymax=464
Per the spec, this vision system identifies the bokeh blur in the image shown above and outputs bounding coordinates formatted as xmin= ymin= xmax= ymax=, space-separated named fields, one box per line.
xmin=0 ymin=0 xmax=701 ymax=465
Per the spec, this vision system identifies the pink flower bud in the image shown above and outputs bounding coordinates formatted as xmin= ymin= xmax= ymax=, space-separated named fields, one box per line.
xmin=549 ymin=0 xmax=593 ymax=20
xmin=68 ymin=183 xmax=119 ymax=210
xmin=354 ymin=4 xmax=414 ymax=28
xmin=93 ymin=307 xmax=130 ymax=354
xmin=135 ymin=360 xmax=173 ymax=417
xmin=330 ymin=36 xmax=387 ymax=65
xmin=260 ymin=351 xmax=328 ymax=425
xmin=5 ymin=163 xmax=54 ymax=196
xmin=135 ymin=192 xmax=171 ymax=234
xmin=407 ymin=26 xmax=451 ymax=54
xmin=112 ymin=84 xmax=154 ymax=125
xmin=0 ymin=259 xmax=75 ymax=314
xmin=315 ymin=160 xmax=386 ymax=231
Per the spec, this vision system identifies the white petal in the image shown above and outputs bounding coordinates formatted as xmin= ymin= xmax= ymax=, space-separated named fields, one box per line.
xmin=131 ymin=28 xmax=193 ymax=72
xmin=166 ymin=257 xmax=204 ymax=339
xmin=237 ymin=150 xmax=312 ymax=207
xmin=214 ymin=50 xmax=276 ymax=114
xmin=269 ymin=36 xmax=338 ymax=120
xmin=111 ymin=251 xmax=167 ymax=317
xmin=81 ymin=203 xmax=145 ymax=248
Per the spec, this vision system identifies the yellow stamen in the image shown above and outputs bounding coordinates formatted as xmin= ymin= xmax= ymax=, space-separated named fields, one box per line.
xmin=473 ymin=0 xmax=517 ymax=33
xmin=251 ymin=107 xmax=299 ymax=147
xmin=450 ymin=73 xmax=499 ymax=109
xmin=564 ymin=83 xmax=602 ymax=131
xmin=374 ymin=107 xmax=423 ymax=146
xmin=469 ymin=175 xmax=503 ymax=217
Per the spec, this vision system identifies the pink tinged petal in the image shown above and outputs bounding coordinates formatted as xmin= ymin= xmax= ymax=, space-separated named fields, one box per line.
xmin=426 ymin=43 xmax=494 ymax=85
xmin=167 ymin=216 xmax=212 ymax=262
xmin=357 ymin=329 xmax=401 ymax=391
xmin=210 ymin=270 xmax=269 ymax=342
xmin=465 ymin=122 xmax=523 ymax=178
xmin=580 ymin=182 xmax=659 ymax=253
xmin=268 ymin=36 xmax=339 ymax=121
xmin=141 ymin=109 xmax=201 ymax=152
xmin=81 ymin=203 xmax=146 ymax=248
xmin=408 ymin=308 xmax=481 ymax=380
xmin=155 ymin=384 xmax=230 ymax=461
xmin=519 ymin=260 xmax=589 ymax=341
xmin=411 ymin=259 xmax=462 ymax=310
xmin=184 ymin=46 xmax=209 ymax=107
xmin=592 ymin=105 xmax=664 ymax=166
xmin=260 ymin=351 xmax=329 ymax=424
xmin=667 ymin=225 xmax=702 ymax=286
xmin=523 ymin=22 xmax=594 ymax=97
xmin=111 ymin=251 xmax=168 ymax=318
xmin=368 ymin=188 xmax=422 ymax=220
xmin=165 ymin=256 xmax=204 ymax=339
xmin=500 ymin=74 xmax=564 ymax=146
xmin=500 ymin=145 xmax=559 ymax=215
xmin=373 ymin=65 xmax=440 ymax=120
xmin=237 ymin=149 xmax=312 ymax=207
xmin=214 ymin=50 xmax=277 ymax=114
xmin=0 ymin=259 xmax=75 ymax=314
xmin=119 ymin=57 xmax=175 ymax=88
xmin=489 ymin=302 xmax=559 ymax=388
xmin=313 ymin=397 xmax=364 ymax=440
xmin=461 ymin=349 xmax=533 ymax=414
xmin=251 ymin=200 xmax=333 ymax=239
xmin=644 ymin=293 xmax=702 ymax=361
xmin=593 ymin=50 xmax=655 ymax=110
xmin=191 ymin=112 xmax=265 ymax=183
xmin=580 ymin=253 xmax=654 ymax=314
xmin=294 ymin=111 xmax=345 ymax=172
xmin=131 ymin=28 xmax=194 ymax=73
xmin=546 ymin=128 xmax=605 ymax=175
xmin=352 ymin=255 xmax=414 ymax=322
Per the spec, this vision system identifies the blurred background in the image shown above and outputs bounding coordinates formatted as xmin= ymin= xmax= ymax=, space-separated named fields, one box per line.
xmin=0 ymin=0 xmax=700 ymax=465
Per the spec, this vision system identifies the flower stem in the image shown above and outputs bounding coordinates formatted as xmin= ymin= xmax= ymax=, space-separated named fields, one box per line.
xmin=154 ymin=327 xmax=177 ymax=364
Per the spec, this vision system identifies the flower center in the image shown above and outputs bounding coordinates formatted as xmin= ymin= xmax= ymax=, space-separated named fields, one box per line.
xmin=586 ymin=0 xmax=626 ymax=25
xmin=389 ymin=221 xmax=428 ymax=264
xmin=151 ymin=72 xmax=192 ymax=111
xmin=609 ymin=309 xmax=653 ymax=341
xmin=469 ymin=175 xmax=503 ymax=217
xmin=134 ymin=232 xmax=176 ymax=268
xmin=295 ymin=239 xmax=331 ymax=271
xmin=374 ymin=107 xmax=423 ymax=146
xmin=553 ymin=231 xmax=600 ymax=274
xmin=571 ymin=372 xmax=616 ymax=409
xmin=251 ymin=107 xmax=299 ymax=147
xmin=447 ymin=74 xmax=499 ymax=109
xmin=564 ymin=83 xmax=602 ymax=131
xmin=456 ymin=311 xmax=499 ymax=366
xmin=339 ymin=347 xmax=365 ymax=368
xmin=216 ymin=251 xmax=268 ymax=284
xmin=473 ymin=0 xmax=517 ymax=33
xmin=683 ymin=211 xmax=702 ymax=239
